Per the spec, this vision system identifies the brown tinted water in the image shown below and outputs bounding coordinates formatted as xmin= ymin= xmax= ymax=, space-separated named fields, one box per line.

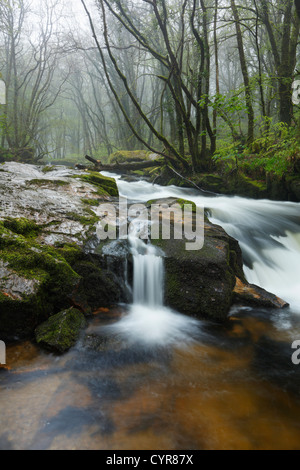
xmin=1 ymin=306 xmax=300 ymax=450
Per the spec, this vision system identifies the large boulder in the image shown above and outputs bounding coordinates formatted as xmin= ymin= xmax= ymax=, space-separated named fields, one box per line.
xmin=0 ymin=222 xmax=80 ymax=342
xmin=0 ymin=162 xmax=122 ymax=343
xmin=150 ymin=198 xmax=288 ymax=321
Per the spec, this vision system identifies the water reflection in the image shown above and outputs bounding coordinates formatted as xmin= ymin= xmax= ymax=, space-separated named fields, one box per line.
xmin=1 ymin=308 xmax=300 ymax=450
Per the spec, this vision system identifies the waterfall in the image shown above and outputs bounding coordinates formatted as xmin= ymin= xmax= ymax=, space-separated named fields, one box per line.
xmin=106 ymin=224 xmax=200 ymax=346
xmin=129 ymin=237 xmax=164 ymax=307
xmin=132 ymin=252 xmax=164 ymax=306
xmin=101 ymin=171 xmax=300 ymax=344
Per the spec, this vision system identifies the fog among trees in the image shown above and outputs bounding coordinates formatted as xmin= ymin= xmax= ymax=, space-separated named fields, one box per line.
xmin=0 ymin=0 xmax=299 ymax=172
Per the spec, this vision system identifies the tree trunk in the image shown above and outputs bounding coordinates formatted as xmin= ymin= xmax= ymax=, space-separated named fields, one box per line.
xmin=231 ymin=0 xmax=254 ymax=143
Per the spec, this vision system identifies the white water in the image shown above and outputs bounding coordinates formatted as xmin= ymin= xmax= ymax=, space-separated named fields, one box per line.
xmin=102 ymin=172 xmax=300 ymax=314
xmin=107 ymin=210 xmax=200 ymax=346
xmin=129 ymin=235 xmax=164 ymax=307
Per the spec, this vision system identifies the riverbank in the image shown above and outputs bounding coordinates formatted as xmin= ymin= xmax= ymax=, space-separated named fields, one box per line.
xmin=150 ymin=167 xmax=300 ymax=202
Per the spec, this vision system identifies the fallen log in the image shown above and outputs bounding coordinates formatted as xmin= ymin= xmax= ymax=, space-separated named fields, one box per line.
xmin=85 ymin=154 xmax=163 ymax=172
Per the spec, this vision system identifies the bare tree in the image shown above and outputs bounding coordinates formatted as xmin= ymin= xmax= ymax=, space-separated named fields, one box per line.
xmin=0 ymin=0 xmax=69 ymax=160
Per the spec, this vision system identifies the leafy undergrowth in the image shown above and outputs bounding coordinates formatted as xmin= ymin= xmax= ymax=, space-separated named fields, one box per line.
xmin=213 ymin=123 xmax=300 ymax=180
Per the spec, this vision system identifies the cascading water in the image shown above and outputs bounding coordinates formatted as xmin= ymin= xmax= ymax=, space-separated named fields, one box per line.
xmin=107 ymin=219 xmax=201 ymax=346
xmin=130 ymin=237 xmax=164 ymax=307
xmin=102 ymin=172 xmax=300 ymax=318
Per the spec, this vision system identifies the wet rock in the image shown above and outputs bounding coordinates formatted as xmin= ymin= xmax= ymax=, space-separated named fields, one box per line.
xmin=0 ymin=162 xmax=118 ymax=246
xmin=233 ymin=277 xmax=289 ymax=309
xmin=0 ymin=223 xmax=81 ymax=342
xmin=148 ymin=199 xmax=241 ymax=320
xmin=0 ymin=259 xmax=40 ymax=300
xmin=150 ymin=198 xmax=288 ymax=321
xmin=0 ymin=162 xmax=122 ymax=342
xmin=35 ymin=307 xmax=87 ymax=354
xmin=71 ymin=258 xmax=126 ymax=311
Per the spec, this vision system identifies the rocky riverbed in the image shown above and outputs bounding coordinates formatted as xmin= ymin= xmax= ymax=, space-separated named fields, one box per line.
xmin=0 ymin=162 xmax=289 ymax=351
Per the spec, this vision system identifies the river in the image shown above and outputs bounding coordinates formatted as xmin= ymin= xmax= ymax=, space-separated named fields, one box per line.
xmin=0 ymin=175 xmax=300 ymax=450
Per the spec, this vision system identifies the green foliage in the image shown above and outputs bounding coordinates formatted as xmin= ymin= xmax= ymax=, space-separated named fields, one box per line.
xmin=201 ymin=92 xmax=248 ymax=115
xmin=0 ymin=148 xmax=14 ymax=163
xmin=241 ymin=121 xmax=300 ymax=178
xmin=212 ymin=140 xmax=245 ymax=172
xmin=213 ymin=120 xmax=300 ymax=179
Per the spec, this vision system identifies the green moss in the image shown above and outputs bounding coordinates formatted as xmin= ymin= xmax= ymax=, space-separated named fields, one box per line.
xmin=55 ymin=243 xmax=82 ymax=266
xmin=35 ymin=307 xmax=87 ymax=353
xmin=81 ymin=198 xmax=99 ymax=206
xmin=26 ymin=179 xmax=69 ymax=187
xmin=239 ymin=174 xmax=267 ymax=190
xmin=0 ymin=292 xmax=10 ymax=302
xmin=42 ymin=166 xmax=55 ymax=173
xmin=0 ymin=221 xmax=80 ymax=320
xmin=0 ymin=242 xmax=80 ymax=290
xmin=66 ymin=210 xmax=98 ymax=226
xmin=176 ymin=199 xmax=197 ymax=214
xmin=74 ymin=171 xmax=119 ymax=197
xmin=3 ymin=217 xmax=40 ymax=238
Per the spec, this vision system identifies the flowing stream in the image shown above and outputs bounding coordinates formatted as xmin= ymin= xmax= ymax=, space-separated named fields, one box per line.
xmin=113 ymin=174 xmax=300 ymax=314
xmin=1 ymin=174 xmax=300 ymax=450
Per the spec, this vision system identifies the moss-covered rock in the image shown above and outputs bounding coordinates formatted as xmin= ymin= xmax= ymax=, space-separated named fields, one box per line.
xmin=35 ymin=307 xmax=87 ymax=354
xmin=154 ymin=170 xmax=270 ymax=199
xmin=70 ymin=258 xmax=125 ymax=311
xmin=146 ymin=198 xmax=243 ymax=320
xmin=148 ymin=197 xmax=286 ymax=320
xmin=155 ymin=227 xmax=241 ymax=321
xmin=0 ymin=221 xmax=81 ymax=341
xmin=192 ymin=172 xmax=268 ymax=199
xmin=0 ymin=163 xmax=123 ymax=344
xmin=78 ymin=172 xmax=119 ymax=197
